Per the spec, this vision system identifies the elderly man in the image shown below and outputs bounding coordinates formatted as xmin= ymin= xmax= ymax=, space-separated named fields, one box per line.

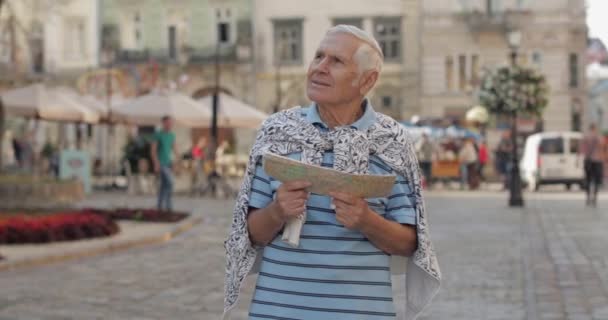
xmin=224 ymin=25 xmax=440 ymax=320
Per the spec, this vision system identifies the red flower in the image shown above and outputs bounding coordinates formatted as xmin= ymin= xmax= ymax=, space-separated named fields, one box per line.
xmin=0 ymin=212 xmax=119 ymax=244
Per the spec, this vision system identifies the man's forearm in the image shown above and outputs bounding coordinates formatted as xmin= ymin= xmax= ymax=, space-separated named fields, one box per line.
xmin=247 ymin=202 xmax=285 ymax=246
xmin=360 ymin=211 xmax=417 ymax=257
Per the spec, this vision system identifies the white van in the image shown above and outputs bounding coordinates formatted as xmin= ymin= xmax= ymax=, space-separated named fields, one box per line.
xmin=520 ymin=131 xmax=585 ymax=191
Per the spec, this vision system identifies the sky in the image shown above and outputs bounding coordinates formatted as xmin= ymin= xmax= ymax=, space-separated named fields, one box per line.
xmin=588 ymin=0 xmax=608 ymax=45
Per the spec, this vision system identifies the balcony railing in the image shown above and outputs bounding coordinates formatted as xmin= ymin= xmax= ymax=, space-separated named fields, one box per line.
xmin=187 ymin=44 xmax=238 ymax=64
xmin=114 ymin=44 xmax=242 ymax=65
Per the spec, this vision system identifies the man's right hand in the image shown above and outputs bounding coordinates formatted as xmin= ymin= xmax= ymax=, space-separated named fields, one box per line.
xmin=270 ymin=180 xmax=311 ymax=223
xmin=153 ymin=162 xmax=160 ymax=174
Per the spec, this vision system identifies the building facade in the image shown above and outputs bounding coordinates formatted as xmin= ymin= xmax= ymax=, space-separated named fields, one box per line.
xmin=0 ymin=0 xmax=100 ymax=167
xmin=93 ymin=0 xmax=254 ymax=171
xmin=420 ymin=0 xmax=588 ymax=132
xmin=98 ymin=0 xmax=253 ymax=99
xmin=252 ymin=0 xmax=422 ymax=120
xmin=0 ymin=0 xmax=100 ymax=81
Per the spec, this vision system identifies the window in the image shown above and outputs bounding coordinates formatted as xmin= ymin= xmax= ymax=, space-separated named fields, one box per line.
xmin=539 ymin=138 xmax=564 ymax=154
xmin=569 ymin=53 xmax=578 ymax=88
xmin=168 ymin=25 xmax=177 ymax=60
xmin=458 ymin=54 xmax=466 ymax=91
xmin=101 ymin=24 xmax=119 ymax=51
xmin=571 ymin=100 xmax=582 ymax=131
xmin=64 ymin=17 xmax=86 ymax=59
xmin=218 ymin=22 xmax=230 ymax=43
xmin=569 ymin=138 xmax=580 ymax=153
xmin=471 ymin=54 xmax=479 ymax=85
xmin=445 ymin=56 xmax=454 ymax=91
xmin=0 ymin=31 xmax=10 ymax=63
xmin=532 ymin=51 xmax=542 ymax=66
xmin=374 ymin=18 xmax=401 ymax=62
xmin=30 ymin=23 xmax=44 ymax=73
xmin=517 ymin=0 xmax=525 ymax=9
xmin=332 ymin=18 xmax=363 ymax=29
xmin=216 ymin=8 xmax=234 ymax=44
xmin=133 ymin=12 xmax=143 ymax=49
xmin=382 ymin=96 xmax=393 ymax=109
xmin=487 ymin=0 xmax=502 ymax=15
xmin=273 ymin=20 xmax=303 ymax=65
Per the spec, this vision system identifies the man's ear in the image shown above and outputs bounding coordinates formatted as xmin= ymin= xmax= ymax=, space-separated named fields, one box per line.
xmin=358 ymin=70 xmax=379 ymax=96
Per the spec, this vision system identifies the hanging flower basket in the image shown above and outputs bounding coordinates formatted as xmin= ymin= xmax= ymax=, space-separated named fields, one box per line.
xmin=478 ymin=65 xmax=549 ymax=117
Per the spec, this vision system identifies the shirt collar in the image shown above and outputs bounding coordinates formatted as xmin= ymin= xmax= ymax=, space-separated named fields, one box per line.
xmin=305 ymin=99 xmax=377 ymax=131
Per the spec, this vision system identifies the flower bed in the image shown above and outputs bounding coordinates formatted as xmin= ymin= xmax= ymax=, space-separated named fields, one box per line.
xmin=0 ymin=212 xmax=119 ymax=244
xmin=83 ymin=208 xmax=189 ymax=223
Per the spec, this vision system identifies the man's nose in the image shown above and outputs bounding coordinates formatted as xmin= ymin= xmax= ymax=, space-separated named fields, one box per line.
xmin=315 ymin=57 xmax=330 ymax=73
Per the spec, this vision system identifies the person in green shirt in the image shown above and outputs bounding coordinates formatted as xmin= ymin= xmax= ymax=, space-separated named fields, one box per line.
xmin=151 ymin=116 xmax=177 ymax=211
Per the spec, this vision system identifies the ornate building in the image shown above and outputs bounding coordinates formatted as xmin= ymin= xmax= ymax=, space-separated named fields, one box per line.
xmin=420 ymin=0 xmax=587 ymax=132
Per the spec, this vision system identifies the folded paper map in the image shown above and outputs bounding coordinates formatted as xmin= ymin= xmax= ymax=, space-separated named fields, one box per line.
xmin=262 ymin=152 xmax=396 ymax=248
xmin=263 ymin=153 xmax=396 ymax=198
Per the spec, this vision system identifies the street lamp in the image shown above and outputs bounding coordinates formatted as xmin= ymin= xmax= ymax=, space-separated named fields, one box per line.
xmin=101 ymin=49 xmax=116 ymax=178
xmin=507 ymin=29 xmax=524 ymax=207
xmin=202 ymin=23 xmax=230 ymax=196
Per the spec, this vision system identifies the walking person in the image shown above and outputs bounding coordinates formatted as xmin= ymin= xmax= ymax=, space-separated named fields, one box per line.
xmin=224 ymin=25 xmax=440 ymax=320
xmin=580 ymin=124 xmax=605 ymax=207
xmin=151 ymin=115 xmax=177 ymax=212
xmin=459 ymin=137 xmax=479 ymax=190
xmin=477 ymin=138 xmax=489 ymax=184
xmin=11 ymin=136 xmax=22 ymax=168
xmin=416 ymin=133 xmax=435 ymax=189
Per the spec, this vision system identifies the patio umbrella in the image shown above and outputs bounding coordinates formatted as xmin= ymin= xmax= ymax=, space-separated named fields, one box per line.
xmin=0 ymin=84 xmax=100 ymax=123
xmin=53 ymin=87 xmax=108 ymax=118
xmin=110 ymin=92 xmax=209 ymax=127
xmin=198 ymin=93 xmax=268 ymax=129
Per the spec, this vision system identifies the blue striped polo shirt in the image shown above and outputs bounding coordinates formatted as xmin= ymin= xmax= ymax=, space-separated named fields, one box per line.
xmin=248 ymin=103 xmax=417 ymax=320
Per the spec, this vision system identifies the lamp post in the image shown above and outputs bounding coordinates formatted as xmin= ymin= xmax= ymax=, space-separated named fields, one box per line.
xmin=507 ymin=30 xmax=524 ymax=207
xmin=201 ymin=23 xmax=229 ymax=196
xmin=101 ymin=49 xmax=116 ymax=178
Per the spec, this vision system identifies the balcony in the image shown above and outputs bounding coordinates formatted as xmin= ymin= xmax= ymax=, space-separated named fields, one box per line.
xmin=187 ymin=44 xmax=239 ymax=64
xmin=115 ymin=49 xmax=152 ymax=64
xmin=113 ymin=45 xmax=243 ymax=65
xmin=457 ymin=9 xmax=531 ymax=33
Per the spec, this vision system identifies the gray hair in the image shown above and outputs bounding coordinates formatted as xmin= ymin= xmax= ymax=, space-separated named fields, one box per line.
xmin=327 ymin=24 xmax=384 ymax=75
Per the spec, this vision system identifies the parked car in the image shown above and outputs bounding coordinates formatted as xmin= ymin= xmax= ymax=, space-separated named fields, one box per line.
xmin=520 ymin=131 xmax=585 ymax=191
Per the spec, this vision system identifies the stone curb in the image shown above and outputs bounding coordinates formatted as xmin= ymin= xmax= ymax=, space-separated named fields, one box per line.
xmin=0 ymin=215 xmax=204 ymax=271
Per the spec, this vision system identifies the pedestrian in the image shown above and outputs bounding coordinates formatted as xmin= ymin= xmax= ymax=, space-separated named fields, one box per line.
xmin=224 ymin=25 xmax=441 ymax=320
xmin=150 ymin=115 xmax=177 ymax=212
xmin=477 ymin=138 xmax=489 ymax=183
xmin=459 ymin=137 xmax=479 ymax=190
xmin=19 ymin=131 xmax=35 ymax=172
xmin=580 ymin=123 xmax=605 ymax=206
xmin=416 ymin=133 xmax=435 ymax=189
xmin=191 ymin=136 xmax=207 ymax=161
xmin=11 ymin=136 xmax=22 ymax=167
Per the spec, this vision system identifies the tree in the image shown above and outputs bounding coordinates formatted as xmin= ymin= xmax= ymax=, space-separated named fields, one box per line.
xmin=478 ymin=65 xmax=549 ymax=117
xmin=478 ymin=63 xmax=549 ymax=207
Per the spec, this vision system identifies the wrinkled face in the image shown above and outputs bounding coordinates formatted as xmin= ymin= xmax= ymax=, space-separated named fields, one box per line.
xmin=306 ymin=32 xmax=362 ymax=106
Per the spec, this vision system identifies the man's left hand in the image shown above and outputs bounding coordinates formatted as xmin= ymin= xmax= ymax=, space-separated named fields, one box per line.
xmin=330 ymin=192 xmax=372 ymax=230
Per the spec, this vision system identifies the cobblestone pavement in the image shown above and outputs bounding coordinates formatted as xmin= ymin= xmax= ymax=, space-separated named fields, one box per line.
xmin=0 ymin=190 xmax=606 ymax=320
